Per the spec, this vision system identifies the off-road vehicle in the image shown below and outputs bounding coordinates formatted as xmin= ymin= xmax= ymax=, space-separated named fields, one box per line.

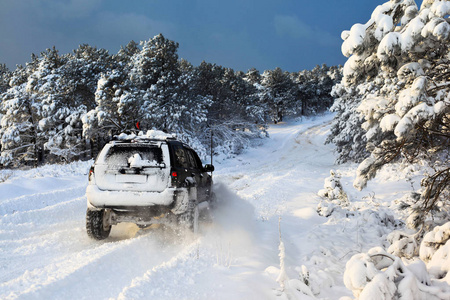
xmin=85 ymin=130 xmax=214 ymax=240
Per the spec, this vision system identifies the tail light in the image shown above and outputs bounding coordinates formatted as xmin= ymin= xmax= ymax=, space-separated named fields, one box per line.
xmin=88 ymin=166 xmax=95 ymax=182
xmin=171 ymin=170 xmax=178 ymax=187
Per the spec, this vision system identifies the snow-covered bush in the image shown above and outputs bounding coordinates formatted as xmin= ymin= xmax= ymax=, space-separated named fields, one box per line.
xmin=392 ymin=190 xmax=450 ymax=230
xmin=420 ymin=222 xmax=450 ymax=262
xmin=387 ymin=230 xmax=418 ymax=259
xmin=318 ymin=170 xmax=349 ymax=217
xmin=0 ymin=170 xmax=13 ymax=182
xmin=343 ymin=247 xmax=448 ymax=300
xmin=344 ymin=222 xmax=450 ymax=299
xmin=318 ymin=170 xmax=348 ymax=201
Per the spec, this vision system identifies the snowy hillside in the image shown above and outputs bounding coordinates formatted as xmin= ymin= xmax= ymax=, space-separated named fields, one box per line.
xmin=0 ymin=114 xmax=448 ymax=299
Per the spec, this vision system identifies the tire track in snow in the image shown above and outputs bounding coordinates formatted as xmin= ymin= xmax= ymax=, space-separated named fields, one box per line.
xmin=0 ymin=192 xmax=88 ymax=286
xmin=0 ymin=196 xmax=87 ymax=271
xmin=0 ymin=228 xmax=189 ymax=300
xmin=217 ymin=119 xmax=335 ymax=220
xmin=115 ymin=239 xmax=202 ymax=300
xmin=0 ymin=180 xmax=88 ymax=288
xmin=0 ymin=184 xmax=86 ymax=216
xmin=0 ymin=196 xmax=85 ymax=230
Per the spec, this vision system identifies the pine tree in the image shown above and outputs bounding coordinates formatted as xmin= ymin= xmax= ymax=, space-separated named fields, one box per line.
xmin=261 ymin=67 xmax=298 ymax=123
xmin=114 ymin=40 xmax=139 ymax=65
xmin=0 ymin=64 xmax=10 ymax=94
xmin=91 ymin=69 xmax=140 ymax=138
xmin=130 ymin=34 xmax=181 ymax=131
xmin=333 ymin=0 xmax=450 ymax=223
xmin=0 ymin=58 xmax=42 ymax=167
xmin=326 ymin=83 xmax=368 ymax=163
xmin=296 ymin=65 xmax=342 ymax=115
xmin=193 ymin=61 xmax=227 ymax=123
xmin=244 ymin=68 xmax=269 ymax=124
xmin=67 ymin=44 xmax=115 ymax=158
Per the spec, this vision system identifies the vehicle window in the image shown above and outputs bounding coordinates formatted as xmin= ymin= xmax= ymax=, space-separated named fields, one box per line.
xmin=186 ymin=149 xmax=199 ymax=169
xmin=105 ymin=144 xmax=163 ymax=166
xmin=173 ymin=146 xmax=189 ymax=168
xmin=190 ymin=150 xmax=203 ymax=168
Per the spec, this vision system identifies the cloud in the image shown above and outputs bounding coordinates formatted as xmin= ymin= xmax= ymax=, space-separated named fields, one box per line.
xmin=0 ymin=1 xmax=174 ymax=68
xmin=274 ymin=15 xmax=312 ymax=39
xmin=49 ymin=0 xmax=103 ymax=19
xmin=93 ymin=12 xmax=176 ymax=43
xmin=274 ymin=15 xmax=340 ymax=46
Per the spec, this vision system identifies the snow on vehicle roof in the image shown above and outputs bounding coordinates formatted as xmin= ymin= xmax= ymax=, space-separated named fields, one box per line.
xmin=115 ymin=130 xmax=177 ymax=142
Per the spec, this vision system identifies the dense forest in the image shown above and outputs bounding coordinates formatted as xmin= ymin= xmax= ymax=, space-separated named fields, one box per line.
xmin=0 ymin=34 xmax=341 ymax=168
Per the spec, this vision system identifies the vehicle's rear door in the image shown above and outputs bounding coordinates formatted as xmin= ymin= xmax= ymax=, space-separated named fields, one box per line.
xmin=95 ymin=143 xmax=170 ymax=192
xmin=170 ymin=144 xmax=191 ymax=187
xmin=185 ymin=148 xmax=209 ymax=202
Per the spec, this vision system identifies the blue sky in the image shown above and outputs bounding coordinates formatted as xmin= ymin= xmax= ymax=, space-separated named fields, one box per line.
xmin=0 ymin=0 xmax=422 ymax=72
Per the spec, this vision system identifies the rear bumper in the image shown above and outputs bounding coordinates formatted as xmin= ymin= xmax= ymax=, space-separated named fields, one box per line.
xmin=86 ymin=185 xmax=179 ymax=207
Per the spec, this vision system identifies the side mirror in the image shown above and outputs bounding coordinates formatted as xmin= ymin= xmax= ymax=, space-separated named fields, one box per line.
xmin=204 ymin=164 xmax=215 ymax=172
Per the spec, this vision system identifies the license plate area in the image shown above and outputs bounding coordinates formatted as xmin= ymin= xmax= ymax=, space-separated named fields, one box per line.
xmin=115 ymin=174 xmax=147 ymax=183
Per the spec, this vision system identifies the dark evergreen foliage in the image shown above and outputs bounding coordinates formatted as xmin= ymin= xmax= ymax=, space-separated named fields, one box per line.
xmin=0 ymin=34 xmax=341 ymax=167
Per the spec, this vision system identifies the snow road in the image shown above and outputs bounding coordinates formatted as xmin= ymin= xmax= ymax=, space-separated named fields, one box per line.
xmin=0 ymin=114 xmax=415 ymax=299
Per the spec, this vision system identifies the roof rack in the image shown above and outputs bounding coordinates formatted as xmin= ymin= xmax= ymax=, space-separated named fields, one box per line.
xmin=112 ymin=130 xmax=177 ymax=142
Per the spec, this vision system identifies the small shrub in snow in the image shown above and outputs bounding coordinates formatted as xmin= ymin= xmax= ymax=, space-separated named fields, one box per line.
xmin=0 ymin=170 xmax=13 ymax=182
xmin=317 ymin=170 xmax=349 ymax=217
xmin=426 ymin=240 xmax=450 ymax=284
xmin=387 ymin=230 xmax=419 ymax=259
xmin=393 ymin=192 xmax=449 ymax=230
xmin=317 ymin=201 xmax=345 ymax=218
xmin=318 ymin=170 xmax=348 ymax=202
xmin=344 ymin=222 xmax=450 ymax=299
xmin=419 ymin=222 xmax=450 ymax=284
xmin=343 ymin=247 xmax=448 ymax=299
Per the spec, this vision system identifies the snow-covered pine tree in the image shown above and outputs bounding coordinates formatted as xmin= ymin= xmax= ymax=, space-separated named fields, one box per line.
xmin=89 ymin=69 xmax=139 ymax=140
xmin=193 ymin=61 xmax=227 ymax=123
xmin=216 ymin=68 xmax=267 ymax=152
xmin=68 ymin=44 xmax=113 ymax=111
xmin=168 ymin=59 xmax=212 ymax=158
xmin=66 ymin=44 xmax=115 ymax=158
xmin=0 ymin=64 xmax=10 ymax=94
xmin=114 ymin=40 xmax=139 ymax=66
xmin=244 ymin=68 xmax=269 ymax=125
xmin=130 ymin=34 xmax=181 ymax=132
xmin=30 ymin=45 xmax=112 ymax=163
xmin=261 ymin=67 xmax=299 ymax=123
xmin=326 ymin=83 xmax=369 ymax=163
xmin=0 ymin=58 xmax=42 ymax=167
xmin=334 ymin=0 xmax=450 ymax=223
xmin=296 ymin=64 xmax=341 ymax=116
xmin=23 ymin=47 xmax=81 ymax=163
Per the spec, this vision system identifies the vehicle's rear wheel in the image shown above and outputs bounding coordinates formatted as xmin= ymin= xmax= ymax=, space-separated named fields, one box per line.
xmin=86 ymin=208 xmax=111 ymax=240
xmin=178 ymin=201 xmax=199 ymax=233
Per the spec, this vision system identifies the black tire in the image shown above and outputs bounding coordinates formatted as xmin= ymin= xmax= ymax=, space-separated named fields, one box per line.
xmin=177 ymin=201 xmax=199 ymax=233
xmin=86 ymin=208 xmax=111 ymax=240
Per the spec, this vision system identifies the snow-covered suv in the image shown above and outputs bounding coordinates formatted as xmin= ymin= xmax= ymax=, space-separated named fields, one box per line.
xmin=85 ymin=130 xmax=214 ymax=240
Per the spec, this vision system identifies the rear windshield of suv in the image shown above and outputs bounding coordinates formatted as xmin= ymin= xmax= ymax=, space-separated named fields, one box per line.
xmin=105 ymin=144 xmax=163 ymax=166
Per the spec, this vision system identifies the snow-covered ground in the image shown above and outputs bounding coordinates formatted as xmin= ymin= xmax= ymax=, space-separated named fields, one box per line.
xmin=0 ymin=114 xmax=446 ymax=299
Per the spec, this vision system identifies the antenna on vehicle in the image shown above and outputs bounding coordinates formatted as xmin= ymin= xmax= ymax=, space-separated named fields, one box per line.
xmin=210 ymin=127 xmax=213 ymax=179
